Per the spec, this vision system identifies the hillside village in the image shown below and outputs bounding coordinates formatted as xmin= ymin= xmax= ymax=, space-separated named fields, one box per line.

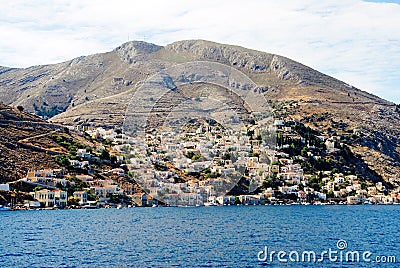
xmin=2 ymin=116 xmax=400 ymax=209
xmin=1 ymin=40 xmax=400 ymax=210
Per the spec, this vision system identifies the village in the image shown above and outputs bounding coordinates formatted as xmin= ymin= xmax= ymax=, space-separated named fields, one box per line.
xmin=1 ymin=118 xmax=400 ymax=210
xmin=122 ymin=117 xmax=400 ymax=206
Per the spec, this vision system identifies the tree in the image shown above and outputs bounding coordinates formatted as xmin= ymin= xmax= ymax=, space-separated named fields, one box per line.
xmin=192 ymin=154 xmax=201 ymax=161
xmin=222 ymin=153 xmax=231 ymax=161
xmin=68 ymin=197 xmax=80 ymax=206
xmin=360 ymin=181 xmax=367 ymax=190
xmin=69 ymin=147 xmax=77 ymax=156
xmin=33 ymin=186 xmax=42 ymax=192
xmin=55 ymin=154 xmax=70 ymax=167
xmin=100 ymin=149 xmax=110 ymax=160
xmin=102 ymin=139 xmax=113 ymax=146
xmin=109 ymin=194 xmax=123 ymax=204
xmin=17 ymin=105 xmax=24 ymax=112
xmin=262 ymin=179 xmax=273 ymax=189
xmin=185 ymin=151 xmax=194 ymax=159
xmin=55 ymin=182 xmax=64 ymax=189
xmin=234 ymin=196 xmax=241 ymax=205
xmin=110 ymin=155 xmax=118 ymax=165
xmin=331 ymin=168 xmax=339 ymax=175
xmin=87 ymin=193 xmax=98 ymax=202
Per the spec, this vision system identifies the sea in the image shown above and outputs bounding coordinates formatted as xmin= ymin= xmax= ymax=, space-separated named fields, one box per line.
xmin=0 ymin=205 xmax=399 ymax=267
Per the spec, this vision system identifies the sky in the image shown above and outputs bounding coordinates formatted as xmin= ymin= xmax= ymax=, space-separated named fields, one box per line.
xmin=0 ymin=0 xmax=399 ymax=103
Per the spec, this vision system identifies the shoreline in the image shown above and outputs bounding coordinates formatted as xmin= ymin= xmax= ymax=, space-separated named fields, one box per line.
xmin=5 ymin=202 xmax=400 ymax=211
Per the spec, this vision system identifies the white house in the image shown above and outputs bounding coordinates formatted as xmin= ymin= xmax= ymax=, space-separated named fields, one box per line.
xmin=0 ymin=183 xmax=10 ymax=191
xmin=73 ymin=191 xmax=88 ymax=205
xmin=31 ymin=189 xmax=55 ymax=207
xmin=325 ymin=140 xmax=335 ymax=152
xmin=54 ymin=190 xmax=68 ymax=208
xmin=77 ymin=149 xmax=91 ymax=159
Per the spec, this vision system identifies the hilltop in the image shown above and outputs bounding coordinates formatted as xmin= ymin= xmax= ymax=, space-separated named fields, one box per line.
xmin=0 ymin=40 xmax=389 ymax=125
xmin=0 ymin=40 xmax=399 ymax=183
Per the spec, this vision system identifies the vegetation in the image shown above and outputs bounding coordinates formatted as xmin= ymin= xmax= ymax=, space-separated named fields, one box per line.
xmin=50 ymin=134 xmax=85 ymax=153
xmin=33 ymin=103 xmax=67 ymax=119
xmin=54 ymin=175 xmax=90 ymax=197
xmin=68 ymin=197 xmax=80 ymax=206
xmin=55 ymin=154 xmax=70 ymax=167
xmin=185 ymin=151 xmax=202 ymax=161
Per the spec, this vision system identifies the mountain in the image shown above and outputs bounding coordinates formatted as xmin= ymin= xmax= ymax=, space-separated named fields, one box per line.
xmin=0 ymin=40 xmax=399 ymax=182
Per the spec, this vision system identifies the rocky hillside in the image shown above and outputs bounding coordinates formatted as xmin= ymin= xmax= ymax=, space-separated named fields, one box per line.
xmin=0 ymin=40 xmax=399 ymax=182
xmin=0 ymin=101 xmax=90 ymax=182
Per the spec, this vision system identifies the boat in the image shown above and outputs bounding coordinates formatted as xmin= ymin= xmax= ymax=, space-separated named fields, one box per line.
xmin=204 ymin=194 xmax=218 ymax=206
xmin=0 ymin=205 xmax=11 ymax=211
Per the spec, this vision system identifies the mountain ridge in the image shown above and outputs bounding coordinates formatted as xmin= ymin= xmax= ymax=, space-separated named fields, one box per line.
xmin=0 ymin=39 xmax=391 ymax=117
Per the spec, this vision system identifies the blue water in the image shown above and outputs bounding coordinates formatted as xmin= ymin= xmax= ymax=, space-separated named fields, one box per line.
xmin=0 ymin=205 xmax=399 ymax=267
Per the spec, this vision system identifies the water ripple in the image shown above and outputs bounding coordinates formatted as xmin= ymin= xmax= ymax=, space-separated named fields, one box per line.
xmin=0 ymin=206 xmax=399 ymax=267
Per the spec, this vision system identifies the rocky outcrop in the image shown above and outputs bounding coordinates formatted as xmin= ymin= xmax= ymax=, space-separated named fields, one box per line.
xmin=115 ymin=41 xmax=162 ymax=64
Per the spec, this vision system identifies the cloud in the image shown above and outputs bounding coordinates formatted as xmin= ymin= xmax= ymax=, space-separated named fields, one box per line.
xmin=0 ymin=0 xmax=399 ymax=103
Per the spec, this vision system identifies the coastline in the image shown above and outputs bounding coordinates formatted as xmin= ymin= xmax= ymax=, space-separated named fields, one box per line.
xmin=5 ymin=201 xmax=400 ymax=211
